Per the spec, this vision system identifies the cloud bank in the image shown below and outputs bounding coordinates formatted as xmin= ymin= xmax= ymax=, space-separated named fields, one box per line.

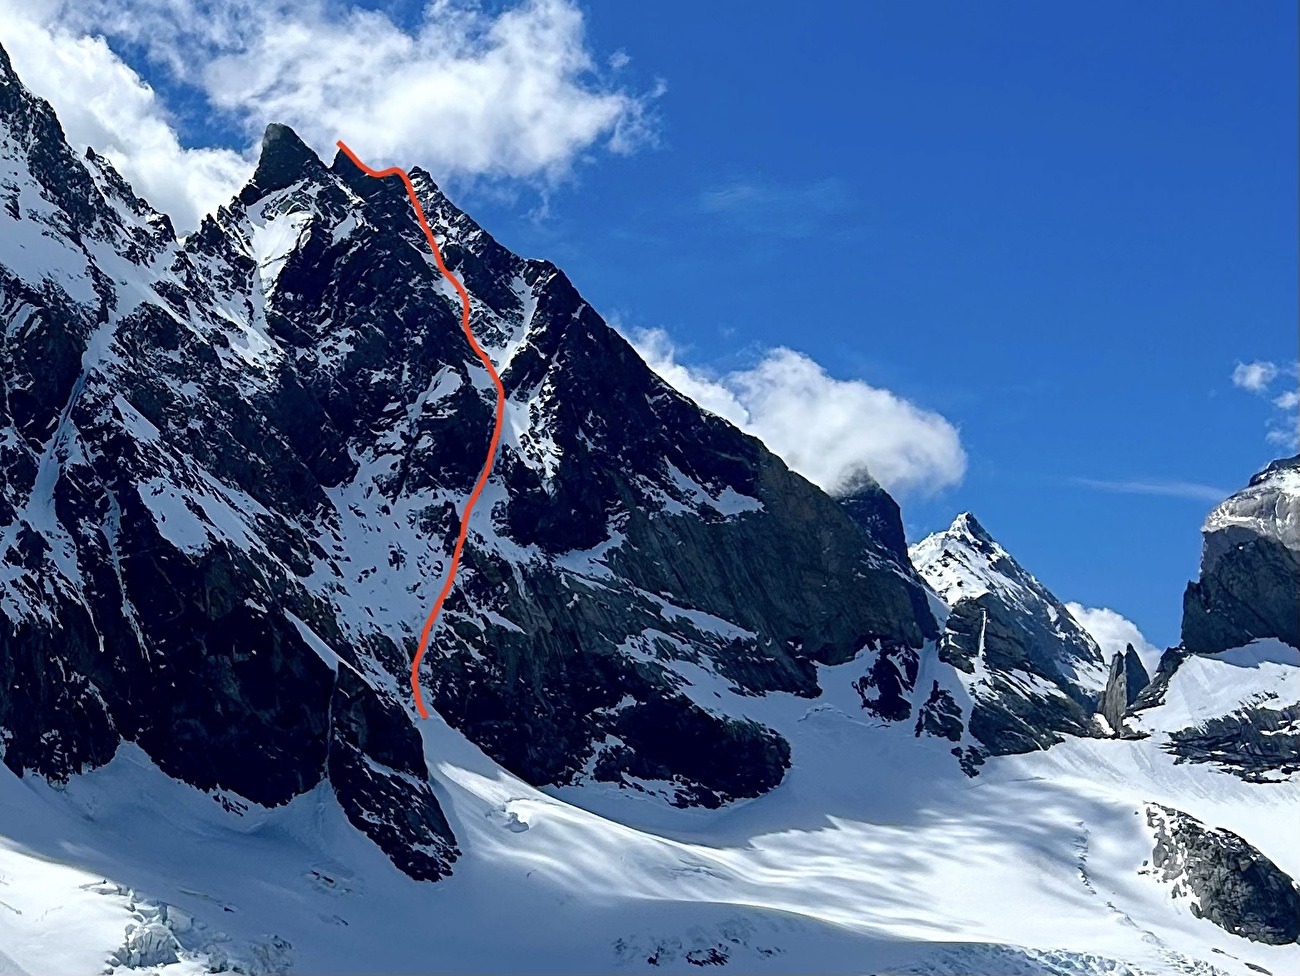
xmin=0 ymin=0 xmax=656 ymax=231
xmin=627 ymin=328 xmax=967 ymax=498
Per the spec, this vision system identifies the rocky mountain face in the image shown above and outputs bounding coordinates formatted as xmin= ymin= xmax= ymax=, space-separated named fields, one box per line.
xmin=1182 ymin=454 xmax=1300 ymax=654
xmin=909 ymin=513 xmax=1109 ymax=760
xmin=0 ymin=43 xmax=942 ymax=880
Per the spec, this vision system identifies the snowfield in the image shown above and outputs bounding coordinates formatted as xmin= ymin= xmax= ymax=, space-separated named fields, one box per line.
xmin=1 ymin=642 xmax=1295 ymax=976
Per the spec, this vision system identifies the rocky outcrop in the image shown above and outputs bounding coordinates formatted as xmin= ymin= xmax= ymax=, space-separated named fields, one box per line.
xmin=1097 ymin=644 xmax=1150 ymax=735
xmin=913 ymin=681 xmax=963 ymax=741
xmin=1165 ymin=704 xmax=1300 ymax=783
xmin=1142 ymin=804 xmax=1300 ymax=944
xmin=327 ymin=664 xmax=459 ymax=880
xmin=910 ymin=514 xmax=1108 ymax=757
xmin=1182 ymin=455 xmax=1300 ymax=654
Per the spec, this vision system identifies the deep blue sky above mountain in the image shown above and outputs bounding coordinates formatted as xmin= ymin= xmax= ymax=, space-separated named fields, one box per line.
xmin=2 ymin=0 xmax=1295 ymax=648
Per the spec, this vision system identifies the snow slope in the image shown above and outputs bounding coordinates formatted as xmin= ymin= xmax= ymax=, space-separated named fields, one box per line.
xmin=2 ymin=643 xmax=1296 ymax=976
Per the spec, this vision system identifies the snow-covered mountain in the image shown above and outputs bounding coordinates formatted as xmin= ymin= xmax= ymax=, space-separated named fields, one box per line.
xmin=0 ymin=36 xmax=943 ymax=875
xmin=1 ymin=41 xmax=1297 ymax=976
xmin=909 ymin=512 xmax=1109 ymax=761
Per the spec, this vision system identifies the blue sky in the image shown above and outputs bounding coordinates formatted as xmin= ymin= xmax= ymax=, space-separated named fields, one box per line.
xmin=4 ymin=0 xmax=1295 ymax=649
xmin=490 ymin=1 xmax=1299 ymax=648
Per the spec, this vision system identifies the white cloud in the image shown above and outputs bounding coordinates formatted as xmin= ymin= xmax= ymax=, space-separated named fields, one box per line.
xmin=1229 ymin=359 xmax=1299 ymax=453
xmin=0 ymin=6 xmax=249 ymax=231
xmin=1065 ymin=603 xmax=1163 ymax=676
xmin=698 ymin=178 xmax=856 ymax=239
xmin=0 ymin=0 xmax=655 ymax=231
xmin=1266 ymin=425 xmax=1298 ymax=452
xmin=1070 ymin=477 xmax=1228 ymax=503
xmin=1232 ymin=360 xmax=1278 ymax=393
xmin=201 ymin=0 xmax=654 ymax=179
xmin=626 ymin=328 xmax=966 ymax=498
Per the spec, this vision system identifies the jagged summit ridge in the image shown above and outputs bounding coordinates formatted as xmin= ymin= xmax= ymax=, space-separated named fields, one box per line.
xmin=910 ymin=511 xmax=1074 ymax=620
xmin=951 ymin=510 xmax=994 ymax=543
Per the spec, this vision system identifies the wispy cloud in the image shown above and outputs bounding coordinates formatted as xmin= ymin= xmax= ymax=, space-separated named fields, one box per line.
xmin=0 ymin=10 xmax=248 ymax=231
xmin=1230 ymin=359 xmax=1299 ymax=452
xmin=697 ymin=178 xmax=858 ymax=239
xmin=1071 ymin=478 xmax=1228 ymax=503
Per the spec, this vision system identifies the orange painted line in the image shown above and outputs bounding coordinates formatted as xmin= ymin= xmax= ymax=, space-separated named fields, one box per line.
xmin=336 ymin=140 xmax=506 ymax=720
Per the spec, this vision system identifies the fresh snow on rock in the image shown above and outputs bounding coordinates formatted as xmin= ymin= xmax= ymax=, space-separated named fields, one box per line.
xmin=1204 ymin=458 xmax=1300 ymax=551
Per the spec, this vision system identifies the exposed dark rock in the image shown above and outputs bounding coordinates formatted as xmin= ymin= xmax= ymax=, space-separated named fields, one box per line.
xmin=1129 ymin=646 xmax=1190 ymax=714
xmin=854 ymin=644 xmax=920 ymax=722
xmin=1123 ymin=645 xmax=1151 ymax=702
xmin=954 ymin=745 xmax=985 ymax=777
xmin=914 ymin=681 xmax=963 ymax=741
xmin=328 ymin=665 xmax=458 ymax=880
xmin=609 ymin=696 xmax=791 ymax=808
xmin=246 ymin=123 xmax=327 ymax=201
xmin=1142 ymin=804 xmax=1300 ymax=944
xmin=837 ymin=476 xmax=909 ymax=568
xmin=911 ymin=513 xmax=1108 ymax=758
xmin=1165 ymin=705 xmax=1300 ymax=782
xmin=939 ymin=595 xmax=1098 ymax=756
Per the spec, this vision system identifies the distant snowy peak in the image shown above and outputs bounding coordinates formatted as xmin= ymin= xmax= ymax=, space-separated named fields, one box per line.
xmin=911 ymin=510 xmax=1103 ymax=666
xmin=908 ymin=512 xmax=997 ymax=602
xmin=911 ymin=513 xmax=1060 ymax=617
xmin=909 ymin=512 xmax=1109 ymax=757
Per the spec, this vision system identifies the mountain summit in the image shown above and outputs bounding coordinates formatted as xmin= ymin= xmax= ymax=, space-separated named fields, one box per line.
xmin=910 ymin=511 xmax=1108 ymax=758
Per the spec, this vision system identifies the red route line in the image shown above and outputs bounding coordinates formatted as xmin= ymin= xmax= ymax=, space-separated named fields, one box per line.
xmin=336 ymin=140 xmax=506 ymax=720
